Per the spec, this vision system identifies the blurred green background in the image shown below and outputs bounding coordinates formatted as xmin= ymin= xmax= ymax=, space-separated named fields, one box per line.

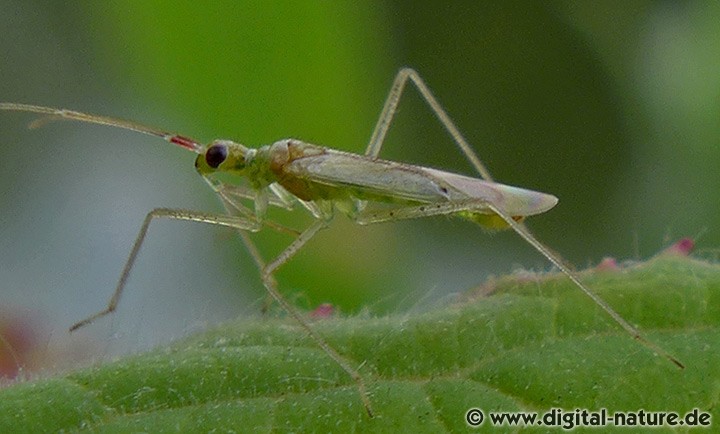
xmin=1 ymin=2 xmax=719 ymax=368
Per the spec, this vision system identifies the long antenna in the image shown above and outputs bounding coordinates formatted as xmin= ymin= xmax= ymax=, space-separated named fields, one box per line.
xmin=0 ymin=103 xmax=205 ymax=154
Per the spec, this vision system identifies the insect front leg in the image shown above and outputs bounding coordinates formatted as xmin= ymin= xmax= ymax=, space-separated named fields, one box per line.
xmin=69 ymin=208 xmax=263 ymax=332
xmin=366 ymin=68 xmax=494 ymax=181
xmin=215 ymin=194 xmax=281 ymax=313
xmin=209 ymin=179 xmax=300 ymax=237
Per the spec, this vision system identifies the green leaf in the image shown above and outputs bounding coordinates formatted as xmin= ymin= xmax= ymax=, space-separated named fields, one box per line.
xmin=1 ymin=254 xmax=718 ymax=432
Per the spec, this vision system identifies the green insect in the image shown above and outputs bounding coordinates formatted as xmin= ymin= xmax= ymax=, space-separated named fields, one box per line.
xmin=0 ymin=68 xmax=683 ymax=417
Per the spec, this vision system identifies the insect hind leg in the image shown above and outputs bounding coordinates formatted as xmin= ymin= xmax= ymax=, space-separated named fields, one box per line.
xmin=353 ymin=198 xmax=685 ymax=369
xmin=365 ymin=68 xmax=494 ymax=182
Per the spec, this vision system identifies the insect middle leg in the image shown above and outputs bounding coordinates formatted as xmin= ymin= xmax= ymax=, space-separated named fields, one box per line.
xmin=258 ymin=219 xmax=374 ymax=416
xmin=205 ymin=204 xmax=375 ymax=416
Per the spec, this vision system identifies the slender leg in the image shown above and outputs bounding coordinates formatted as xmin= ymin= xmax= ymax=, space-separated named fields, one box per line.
xmin=217 ymin=183 xmax=294 ymax=211
xmin=366 ymin=70 xmax=684 ymax=367
xmin=75 ymin=199 xmax=375 ymax=416
xmin=355 ymin=199 xmax=491 ymax=224
xmin=217 ymin=191 xmax=375 ymax=408
xmin=208 ymin=179 xmax=300 ymax=236
xmin=354 ymin=198 xmax=684 ymax=369
xmin=218 ymin=211 xmax=375 ymax=416
xmin=482 ymin=202 xmax=684 ymax=369
xmin=366 ymin=68 xmax=494 ymax=182
xmin=252 ymin=219 xmax=374 ymax=416
xmin=216 ymin=194 xmax=278 ymax=313
xmin=69 ymin=208 xmax=263 ymax=332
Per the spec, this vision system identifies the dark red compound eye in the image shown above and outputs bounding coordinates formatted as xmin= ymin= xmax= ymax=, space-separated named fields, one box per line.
xmin=205 ymin=144 xmax=228 ymax=168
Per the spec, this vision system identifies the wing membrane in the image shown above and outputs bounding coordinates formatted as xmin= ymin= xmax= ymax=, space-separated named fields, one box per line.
xmin=284 ymin=149 xmax=557 ymax=216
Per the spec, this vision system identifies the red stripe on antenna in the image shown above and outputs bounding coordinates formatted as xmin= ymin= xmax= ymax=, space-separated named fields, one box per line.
xmin=170 ymin=135 xmax=202 ymax=152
